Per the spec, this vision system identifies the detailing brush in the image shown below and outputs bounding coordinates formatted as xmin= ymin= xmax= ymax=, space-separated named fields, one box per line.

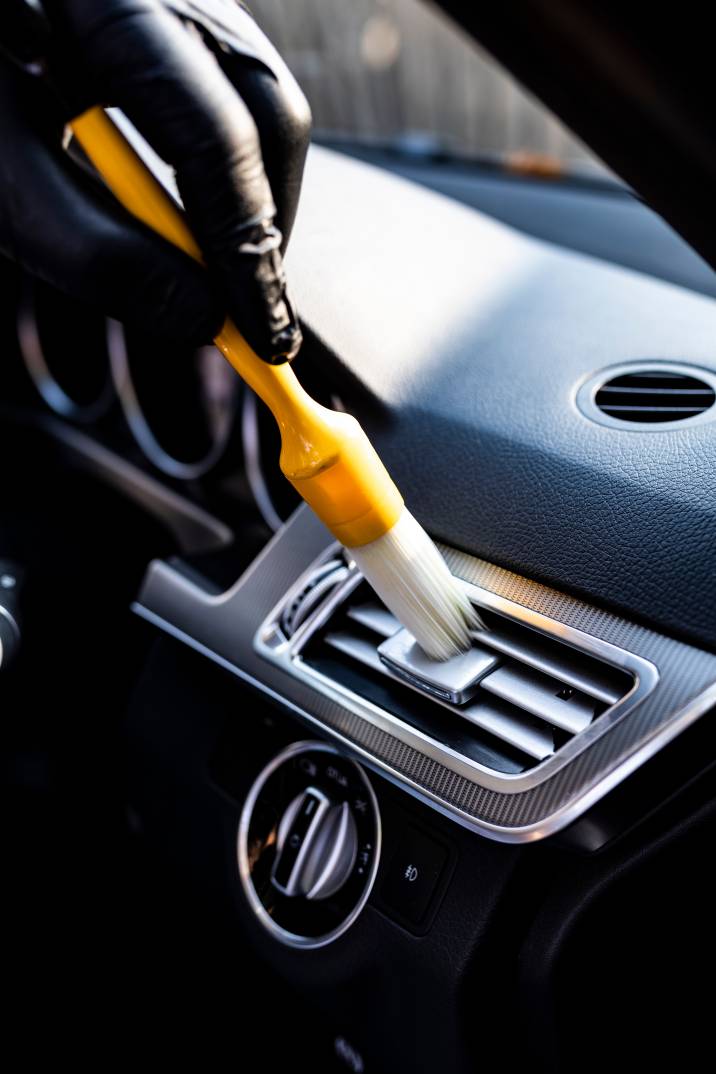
xmin=70 ymin=107 xmax=482 ymax=660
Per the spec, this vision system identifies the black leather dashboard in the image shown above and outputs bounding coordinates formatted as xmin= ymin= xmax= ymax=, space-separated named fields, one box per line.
xmin=285 ymin=147 xmax=716 ymax=649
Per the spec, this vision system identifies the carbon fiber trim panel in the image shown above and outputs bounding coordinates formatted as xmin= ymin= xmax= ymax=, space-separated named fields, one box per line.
xmin=134 ymin=506 xmax=716 ymax=841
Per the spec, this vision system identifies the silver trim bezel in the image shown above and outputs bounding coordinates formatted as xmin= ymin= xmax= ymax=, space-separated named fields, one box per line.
xmin=107 ymin=319 xmax=237 ymax=481
xmin=237 ymin=740 xmax=381 ymax=949
xmin=0 ymin=604 xmax=20 ymax=669
xmin=255 ymin=547 xmax=660 ymax=794
xmin=17 ymin=289 xmax=115 ymax=424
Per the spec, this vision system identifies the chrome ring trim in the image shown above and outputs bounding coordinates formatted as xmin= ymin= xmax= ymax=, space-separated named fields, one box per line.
xmin=240 ymin=388 xmax=284 ymax=532
xmin=0 ymin=604 xmax=20 ymax=642
xmin=237 ymin=740 xmax=381 ymax=948
xmin=576 ymin=360 xmax=716 ymax=431
xmin=17 ymin=292 xmax=115 ymax=424
xmin=107 ymin=320 xmax=234 ymax=481
xmin=0 ymin=605 xmax=20 ymax=668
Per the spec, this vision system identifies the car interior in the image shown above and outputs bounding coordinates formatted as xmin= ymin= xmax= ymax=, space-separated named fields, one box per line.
xmin=2 ymin=2 xmax=715 ymax=1071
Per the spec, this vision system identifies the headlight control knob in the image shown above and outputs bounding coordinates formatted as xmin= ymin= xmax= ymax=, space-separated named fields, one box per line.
xmin=272 ymin=789 xmax=358 ymax=900
xmin=238 ymin=741 xmax=381 ymax=947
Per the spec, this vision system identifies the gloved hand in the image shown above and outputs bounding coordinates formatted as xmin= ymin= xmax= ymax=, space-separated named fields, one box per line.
xmin=0 ymin=0 xmax=310 ymax=362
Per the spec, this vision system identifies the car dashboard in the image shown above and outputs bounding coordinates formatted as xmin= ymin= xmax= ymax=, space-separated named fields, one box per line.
xmin=2 ymin=145 xmax=715 ymax=1073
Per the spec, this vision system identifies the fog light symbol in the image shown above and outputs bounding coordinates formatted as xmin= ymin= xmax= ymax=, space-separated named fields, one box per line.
xmin=404 ymin=863 xmax=419 ymax=883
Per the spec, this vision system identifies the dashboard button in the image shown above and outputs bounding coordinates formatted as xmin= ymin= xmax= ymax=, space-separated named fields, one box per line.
xmin=379 ymin=826 xmax=448 ymax=927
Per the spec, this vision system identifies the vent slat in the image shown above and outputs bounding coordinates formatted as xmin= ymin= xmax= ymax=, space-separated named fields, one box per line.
xmin=473 ymin=626 xmax=622 ymax=704
xmin=323 ymin=632 xmax=555 ymax=761
xmin=606 ymin=372 xmax=706 ymax=386
xmin=460 ymin=698 xmax=555 ymax=760
xmin=481 ymin=665 xmax=595 ymax=734
xmin=345 ymin=602 xmax=401 ymax=638
xmin=595 ymin=369 xmax=715 ymax=424
xmin=597 ymin=386 xmax=713 ymax=396
xmin=324 ymin=631 xmax=386 ymax=673
xmin=301 ymin=580 xmax=632 ymax=776
xmin=599 ymin=405 xmax=706 ymax=413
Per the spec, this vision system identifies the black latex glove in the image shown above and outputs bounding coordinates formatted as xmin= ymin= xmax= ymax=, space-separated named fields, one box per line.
xmin=0 ymin=0 xmax=310 ymax=361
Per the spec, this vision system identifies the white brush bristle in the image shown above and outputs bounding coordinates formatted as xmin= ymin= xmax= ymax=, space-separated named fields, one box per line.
xmin=349 ymin=509 xmax=484 ymax=661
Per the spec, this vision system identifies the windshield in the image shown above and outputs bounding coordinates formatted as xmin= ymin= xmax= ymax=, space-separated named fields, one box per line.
xmin=249 ymin=0 xmax=605 ymax=178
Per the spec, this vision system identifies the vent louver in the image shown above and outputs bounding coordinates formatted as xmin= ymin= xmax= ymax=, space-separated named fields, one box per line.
xmin=280 ymin=557 xmax=349 ymax=638
xmin=595 ymin=370 xmax=716 ymax=424
xmin=297 ymin=576 xmax=633 ymax=776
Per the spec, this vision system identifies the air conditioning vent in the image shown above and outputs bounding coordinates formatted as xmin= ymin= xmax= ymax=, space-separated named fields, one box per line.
xmin=279 ymin=558 xmax=349 ymax=638
xmin=594 ymin=369 xmax=716 ymax=424
xmin=298 ymin=579 xmax=633 ymax=775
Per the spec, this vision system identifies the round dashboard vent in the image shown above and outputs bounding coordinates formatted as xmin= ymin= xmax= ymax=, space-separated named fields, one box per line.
xmin=578 ymin=363 xmax=716 ymax=430
xmin=596 ymin=370 xmax=715 ymax=423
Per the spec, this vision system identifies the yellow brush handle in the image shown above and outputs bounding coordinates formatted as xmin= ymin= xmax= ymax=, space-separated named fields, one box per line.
xmin=70 ymin=107 xmax=402 ymax=546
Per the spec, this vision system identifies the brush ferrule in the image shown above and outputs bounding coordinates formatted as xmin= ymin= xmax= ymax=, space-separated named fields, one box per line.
xmin=284 ymin=414 xmax=404 ymax=547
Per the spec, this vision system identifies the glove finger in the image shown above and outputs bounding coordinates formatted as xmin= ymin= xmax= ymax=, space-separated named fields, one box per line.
xmin=204 ymin=56 xmax=309 ymax=253
xmin=164 ymin=1 xmax=311 ymax=247
xmin=54 ymin=0 xmax=302 ymax=362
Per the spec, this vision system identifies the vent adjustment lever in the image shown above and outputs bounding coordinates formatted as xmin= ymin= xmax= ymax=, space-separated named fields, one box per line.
xmin=378 ymin=627 xmax=500 ymax=704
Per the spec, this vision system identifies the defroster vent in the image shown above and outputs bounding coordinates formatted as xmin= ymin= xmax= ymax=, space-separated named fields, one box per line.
xmin=596 ymin=370 xmax=715 ymax=423
xmin=579 ymin=362 xmax=716 ymax=428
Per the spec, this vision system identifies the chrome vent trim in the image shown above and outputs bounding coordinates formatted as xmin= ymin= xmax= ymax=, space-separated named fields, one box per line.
xmin=256 ymin=547 xmax=656 ymax=785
